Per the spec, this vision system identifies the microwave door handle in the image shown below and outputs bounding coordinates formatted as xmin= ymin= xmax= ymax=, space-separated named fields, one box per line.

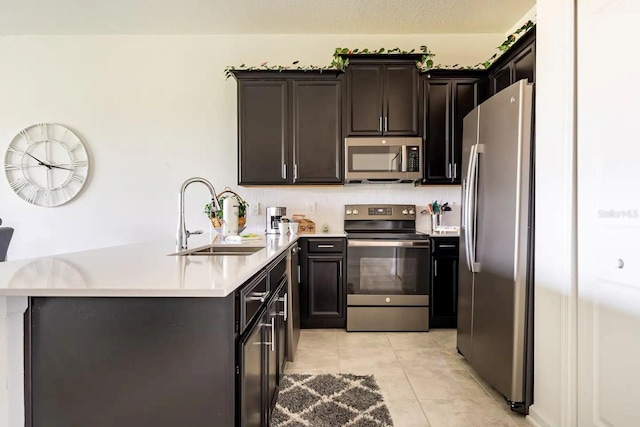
xmin=401 ymin=145 xmax=408 ymax=172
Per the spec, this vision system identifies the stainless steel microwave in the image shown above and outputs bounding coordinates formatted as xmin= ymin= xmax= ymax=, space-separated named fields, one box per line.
xmin=344 ymin=137 xmax=423 ymax=183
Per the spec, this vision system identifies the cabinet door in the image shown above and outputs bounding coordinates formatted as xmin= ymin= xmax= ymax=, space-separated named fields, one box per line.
xmin=240 ymin=310 xmax=266 ymax=427
xmin=430 ymin=256 xmax=459 ymax=328
xmin=423 ymin=78 xmax=452 ymax=183
xmin=292 ymin=80 xmax=343 ymax=183
xmin=384 ymin=64 xmax=419 ymax=135
xmin=513 ymin=41 xmax=535 ymax=85
xmin=491 ymin=65 xmax=512 ymax=96
xmin=346 ymin=65 xmax=384 ymax=135
xmin=451 ymin=80 xmax=481 ymax=184
xmin=306 ymin=255 xmax=345 ymax=327
xmin=238 ymin=80 xmax=289 ymax=185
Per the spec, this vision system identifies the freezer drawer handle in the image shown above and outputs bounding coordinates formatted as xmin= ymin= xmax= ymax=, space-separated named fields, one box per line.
xmin=439 ymin=244 xmax=456 ymax=248
xmin=317 ymin=244 xmax=335 ymax=248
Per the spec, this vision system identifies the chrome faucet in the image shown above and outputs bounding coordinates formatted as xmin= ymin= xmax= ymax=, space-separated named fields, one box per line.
xmin=177 ymin=177 xmax=221 ymax=251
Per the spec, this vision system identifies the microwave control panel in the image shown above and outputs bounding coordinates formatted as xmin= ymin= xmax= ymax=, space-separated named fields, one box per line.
xmin=407 ymin=147 xmax=420 ymax=172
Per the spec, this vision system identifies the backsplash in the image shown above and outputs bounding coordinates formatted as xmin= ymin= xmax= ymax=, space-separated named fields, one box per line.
xmin=241 ymin=184 xmax=462 ymax=235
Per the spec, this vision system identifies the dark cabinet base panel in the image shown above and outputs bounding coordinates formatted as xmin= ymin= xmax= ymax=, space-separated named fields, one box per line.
xmin=26 ymin=297 xmax=236 ymax=427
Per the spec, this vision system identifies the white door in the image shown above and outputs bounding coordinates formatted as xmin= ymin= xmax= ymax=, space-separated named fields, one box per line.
xmin=577 ymin=1 xmax=640 ymax=426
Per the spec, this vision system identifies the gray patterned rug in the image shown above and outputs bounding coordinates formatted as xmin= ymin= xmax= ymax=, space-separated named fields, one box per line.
xmin=272 ymin=373 xmax=394 ymax=427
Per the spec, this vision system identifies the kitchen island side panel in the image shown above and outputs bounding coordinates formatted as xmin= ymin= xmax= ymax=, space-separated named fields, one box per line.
xmin=27 ymin=297 xmax=236 ymax=427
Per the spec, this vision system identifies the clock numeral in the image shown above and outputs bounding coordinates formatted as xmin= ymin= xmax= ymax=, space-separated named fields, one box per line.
xmin=20 ymin=130 xmax=34 ymax=146
xmin=7 ymin=146 xmax=22 ymax=154
xmin=10 ymin=177 xmax=28 ymax=193
xmin=4 ymin=163 xmax=22 ymax=171
xmin=70 ymin=174 xmax=85 ymax=184
xmin=71 ymin=160 xmax=88 ymax=168
xmin=39 ymin=123 xmax=49 ymax=141
xmin=59 ymin=185 xmax=72 ymax=201
xmin=43 ymin=189 xmax=53 ymax=207
xmin=66 ymin=142 xmax=80 ymax=152
xmin=25 ymin=187 xmax=39 ymax=204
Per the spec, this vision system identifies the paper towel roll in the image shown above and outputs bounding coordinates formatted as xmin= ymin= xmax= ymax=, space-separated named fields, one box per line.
xmin=222 ymin=198 xmax=239 ymax=236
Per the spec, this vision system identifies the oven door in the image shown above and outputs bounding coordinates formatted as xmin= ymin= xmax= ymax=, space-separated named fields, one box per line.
xmin=346 ymin=240 xmax=430 ymax=305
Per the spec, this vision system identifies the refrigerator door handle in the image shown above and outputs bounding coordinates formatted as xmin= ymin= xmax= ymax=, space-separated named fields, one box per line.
xmin=467 ymin=144 xmax=482 ymax=273
xmin=463 ymin=145 xmax=476 ymax=271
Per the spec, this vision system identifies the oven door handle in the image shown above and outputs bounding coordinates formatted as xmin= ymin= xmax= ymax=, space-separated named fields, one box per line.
xmin=348 ymin=240 xmax=431 ymax=248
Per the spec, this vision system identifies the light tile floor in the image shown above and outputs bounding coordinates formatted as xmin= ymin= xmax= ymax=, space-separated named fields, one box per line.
xmin=285 ymin=329 xmax=530 ymax=427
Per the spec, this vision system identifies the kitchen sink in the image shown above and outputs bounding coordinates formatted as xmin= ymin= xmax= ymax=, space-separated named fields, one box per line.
xmin=174 ymin=245 xmax=265 ymax=256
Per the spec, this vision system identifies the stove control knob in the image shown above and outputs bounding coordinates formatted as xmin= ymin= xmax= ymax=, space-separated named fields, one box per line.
xmin=346 ymin=209 xmax=353 ymax=215
xmin=408 ymin=209 xmax=415 ymax=215
xmin=353 ymin=209 xmax=359 ymax=215
xmin=402 ymin=209 xmax=408 ymax=215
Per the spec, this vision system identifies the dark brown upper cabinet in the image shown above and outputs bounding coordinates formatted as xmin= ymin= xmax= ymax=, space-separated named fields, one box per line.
xmin=292 ymin=79 xmax=343 ymax=184
xmin=233 ymin=71 xmax=343 ymax=186
xmin=238 ymin=79 xmax=289 ymax=185
xmin=421 ymin=71 xmax=485 ymax=185
xmin=488 ymin=26 xmax=536 ymax=96
xmin=345 ymin=57 xmax=419 ymax=136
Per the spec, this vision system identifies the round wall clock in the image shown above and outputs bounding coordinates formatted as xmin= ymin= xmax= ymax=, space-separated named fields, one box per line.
xmin=3 ymin=123 xmax=90 ymax=207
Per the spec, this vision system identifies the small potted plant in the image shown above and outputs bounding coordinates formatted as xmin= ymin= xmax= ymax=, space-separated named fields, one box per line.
xmin=204 ymin=189 xmax=249 ymax=233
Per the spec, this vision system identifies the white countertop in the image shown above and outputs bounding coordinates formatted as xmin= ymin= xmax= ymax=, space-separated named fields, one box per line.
xmin=0 ymin=234 xmax=306 ymax=298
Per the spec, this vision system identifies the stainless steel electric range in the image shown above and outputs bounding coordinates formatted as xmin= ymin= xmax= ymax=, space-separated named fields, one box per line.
xmin=344 ymin=204 xmax=431 ymax=332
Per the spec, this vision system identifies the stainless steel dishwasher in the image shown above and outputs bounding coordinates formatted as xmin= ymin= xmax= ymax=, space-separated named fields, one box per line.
xmin=286 ymin=244 xmax=301 ymax=361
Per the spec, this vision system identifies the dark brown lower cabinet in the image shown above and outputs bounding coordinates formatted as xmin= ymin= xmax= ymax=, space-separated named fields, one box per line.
xmin=241 ymin=309 xmax=267 ymax=427
xmin=430 ymin=237 xmax=460 ymax=328
xmin=26 ymin=251 xmax=292 ymax=427
xmin=300 ymin=238 xmax=346 ymax=328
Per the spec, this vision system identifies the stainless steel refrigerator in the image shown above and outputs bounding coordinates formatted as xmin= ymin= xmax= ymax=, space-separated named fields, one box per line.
xmin=457 ymin=79 xmax=534 ymax=414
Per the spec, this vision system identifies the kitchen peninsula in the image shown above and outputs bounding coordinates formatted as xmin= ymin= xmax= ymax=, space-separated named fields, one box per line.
xmin=0 ymin=234 xmax=313 ymax=427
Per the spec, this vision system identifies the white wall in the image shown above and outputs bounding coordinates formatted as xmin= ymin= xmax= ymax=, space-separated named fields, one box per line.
xmin=0 ymin=33 xmax=504 ymax=261
xmin=529 ymin=1 xmax=577 ymax=427
xmin=506 ymin=5 xmax=538 ymax=36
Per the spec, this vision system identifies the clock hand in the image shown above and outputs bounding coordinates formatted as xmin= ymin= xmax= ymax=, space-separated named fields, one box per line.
xmin=48 ymin=164 xmax=74 ymax=172
xmin=23 ymin=152 xmax=52 ymax=169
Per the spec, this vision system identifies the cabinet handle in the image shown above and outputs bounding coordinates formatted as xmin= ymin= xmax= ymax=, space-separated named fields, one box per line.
xmin=339 ymin=260 xmax=343 ymax=279
xmin=434 ymin=260 xmax=438 ymax=277
xmin=384 ymin=117 xmax=388 ymax=132
xmin=294 ymin=164 xmax=298 ymax=180
xmin=453 ymin=163 xmax=457 ymax=179
xmin=262 ymin=318 xmax=275 ymax=352
xmin=283 ymin=164 xmax=287 ymax=179
xmin=447 ymin=163 xmax=452 ymax=179
xmin=440 ymin=244 xmax=456 ymax=248
xmin=379 ymin=116 xmax=383 ymax=133
xmin=278 ymin=292 xmax=288 ymax=321
xmin=246 ymin=291 xmax=268 ymax=303
xmin=297 ymin=265 xmax=301 ymax=283
xmin=318 ymin=244 xmax=335 ymax=248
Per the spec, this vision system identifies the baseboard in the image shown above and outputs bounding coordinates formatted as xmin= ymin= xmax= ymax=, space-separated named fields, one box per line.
xmin=527 ymin=406 xmax=554 ymax=427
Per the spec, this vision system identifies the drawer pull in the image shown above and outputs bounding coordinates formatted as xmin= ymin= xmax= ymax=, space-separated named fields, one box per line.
xmin=439 ymin=244 xmax=456 ymax=248
xmin=278 ymin=292 xmax=288 ymax=321
xmin=246 ymin=292 xmax=268 ymax=303
xmin=317 ymin=244 xmax=335 ymax=248
xmin=261 ymin=319 xmax=275 ymax=352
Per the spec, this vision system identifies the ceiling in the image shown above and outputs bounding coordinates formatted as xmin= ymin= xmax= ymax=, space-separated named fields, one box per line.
xmin=0 ymin=0 xmax=535 ymax=35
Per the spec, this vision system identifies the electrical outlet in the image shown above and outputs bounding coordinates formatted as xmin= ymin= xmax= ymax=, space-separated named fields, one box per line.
xmin=251 ymin=202 xmax=260 ymax=216
xmin=306 ymin=202 xmax=316 ymax=214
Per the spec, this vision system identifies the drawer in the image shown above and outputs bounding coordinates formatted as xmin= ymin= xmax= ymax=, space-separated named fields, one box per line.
xmin=268 ymin=253 xmax=288 ymax=288
xmin=431 ymin=237 xmax=459 ymax=256
xmin=239 ymin=271 xmax=269 ymax=333
xmin=307 ymin=239 xmax=345 ymax=253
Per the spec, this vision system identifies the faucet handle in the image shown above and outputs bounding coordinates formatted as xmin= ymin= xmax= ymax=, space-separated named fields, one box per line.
xmin=186 ymin=230 xmax=204 ymax=236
